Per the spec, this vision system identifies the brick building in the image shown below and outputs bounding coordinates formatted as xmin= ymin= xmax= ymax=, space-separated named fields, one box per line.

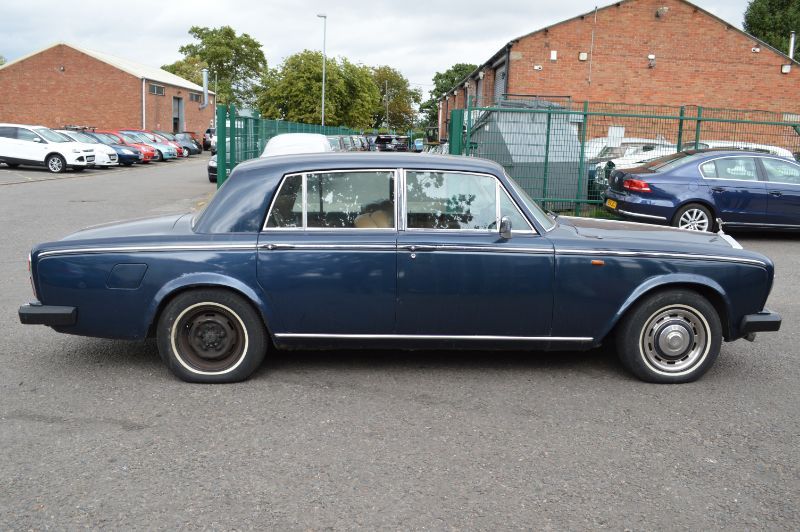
xmin=0 ymin=43 xmax=215 ymax=134
xmin=438 ymin=0 xmax=800 ymax=138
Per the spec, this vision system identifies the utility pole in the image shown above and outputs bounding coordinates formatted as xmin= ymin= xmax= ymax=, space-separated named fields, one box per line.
xmin=317 ymin=14 xmax=327 ymax=126
xmin=385 ymin=80 xmax=389 ymax=129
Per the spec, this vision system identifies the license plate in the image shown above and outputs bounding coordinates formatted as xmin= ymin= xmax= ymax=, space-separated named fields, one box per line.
xmin=605 ymin=199 xmax=617 ymax=209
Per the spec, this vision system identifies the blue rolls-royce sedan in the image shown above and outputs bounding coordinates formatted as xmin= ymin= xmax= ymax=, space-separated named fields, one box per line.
xmin=19 ymin=153 xmax=780 ymax=384
xmin=603 ymin=150 xmax=800 ymax=231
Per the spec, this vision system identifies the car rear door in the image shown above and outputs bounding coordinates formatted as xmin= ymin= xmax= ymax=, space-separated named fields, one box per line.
xmin=257 ymin=169 xmax=398 ymax=335
xmin=396 ymin=169 xmax=554 ymax=338
xmin=699 ymin=156 xmax=767 ymax=224
xmin=758 ymin=156 xmax=800 ymax=227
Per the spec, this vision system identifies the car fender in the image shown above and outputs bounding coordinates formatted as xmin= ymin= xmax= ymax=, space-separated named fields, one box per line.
xmin=601 ymin=272 xmax=731 ymax=340
xmin=145 ymin=272 xmax=280 ymax=337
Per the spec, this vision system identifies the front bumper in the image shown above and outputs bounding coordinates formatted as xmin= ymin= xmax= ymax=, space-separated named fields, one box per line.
xmin=740 ymin=310 xmax=782 ymax=334
xmin=19 ymin=303 xmax=77 ymax=326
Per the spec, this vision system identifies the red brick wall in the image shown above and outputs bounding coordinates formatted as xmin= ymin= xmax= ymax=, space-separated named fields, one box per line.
xmin=0 ymin=44 xmax=214 ymax=134
xmin=506 ymin=0 xmax=799 ymax=111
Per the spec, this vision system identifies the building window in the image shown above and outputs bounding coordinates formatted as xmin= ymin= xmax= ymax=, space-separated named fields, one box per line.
xmin=190 ymin=93 xmax=201 ymax=102
xmin=149 ymin=84 xmax=165 ymax=96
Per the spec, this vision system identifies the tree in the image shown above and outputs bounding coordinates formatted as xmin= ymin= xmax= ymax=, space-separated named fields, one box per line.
xmin=372 ymin=65 xmax=422 ymax=130
xmin=744 ymin=0 xmax=800 ymax=56
xmin=161 ymin=56 xmax=208 ymax=87
xmin=175 ymin=26 xmax=267 ymax=107
xmin=0 ymin=55 xmax=5 ymax=66
xmin=419 ymin=63 xmax=477 ymax=126
xmin=257 ymin=51 xmax=381 ymax=129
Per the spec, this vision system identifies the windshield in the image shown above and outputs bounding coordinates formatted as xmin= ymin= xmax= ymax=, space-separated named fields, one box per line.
xmin=36 ymin=128 xmax=69 ymax=143
xmin=125 ymin=132 xmax=149 ymax=143
xmin=645 ymin=151 xmax=708 ymax=172
xmin=504 ymin=172 xmax=556 ymax=231
xmin=159 ymin=132 xmax=176 ymax=140
xmin=597 ymin=146 xmax=626 ymax=159
xmin=71 ymin=131 xmax=98 ymax=143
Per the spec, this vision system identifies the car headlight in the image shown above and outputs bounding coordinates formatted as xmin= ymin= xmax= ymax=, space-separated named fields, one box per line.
xmin=121 ymin=149 xmax=133 ymax=155
xmin=209 ymin=159 xmax=217 ymax=168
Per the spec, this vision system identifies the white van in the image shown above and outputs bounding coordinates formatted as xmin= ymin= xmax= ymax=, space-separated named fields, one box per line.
xmin=0 ymin=123 xmax=95 ymax=173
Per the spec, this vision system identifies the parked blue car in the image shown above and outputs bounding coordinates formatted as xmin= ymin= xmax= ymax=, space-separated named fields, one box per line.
xmin=83 ymin=131 xmax=143 ymax=166
xmin=603 ymin=150 xmax=800 ymax=231
xmin=18 ymin=153 xmax=780 ymax=384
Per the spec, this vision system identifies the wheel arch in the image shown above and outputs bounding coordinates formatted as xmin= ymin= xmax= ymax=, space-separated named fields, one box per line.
xmin=601 ymin=274 xmax=733 ymax=342
xmin=672 ymin=199 xmax=717 ymax=225
xmin=145 ymin=274 xmax=277 ymax=339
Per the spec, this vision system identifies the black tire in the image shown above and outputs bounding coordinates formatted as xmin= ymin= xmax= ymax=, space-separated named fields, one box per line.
xmin=208 ymin=174 xmax=217 ymax=183
xmin=6 ymin=163 xmax=19 ymax=168
xmin=154 ymin=150 xmax=163 ymax=162
xmin=615 ymin=289 xmax=722 ymax=383
xmin=45 ymin=154 xmax=66 ymax=174
xmin=156 ymin=288 xmax=267 ymax=383
xmin=672 ymin=203 xmax=714 ymax=232
xmin=123 ymin=162 xmax=133 ymax=167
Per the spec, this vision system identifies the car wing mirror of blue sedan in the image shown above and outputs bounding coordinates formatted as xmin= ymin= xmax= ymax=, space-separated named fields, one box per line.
xmin=500 ymin=216 xmax=513 ymax=239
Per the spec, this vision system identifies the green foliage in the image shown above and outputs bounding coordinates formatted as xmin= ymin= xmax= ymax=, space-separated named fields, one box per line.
xmin=177 ymin=26 xmax=267 ymax=107
xmin=744 ymin=0 xmax=800 ymax=56
xmin=372 ymin=65 xmax=422 ymax=130
xmin=161 ymin=56 xmax=208 ymax=87
xmin=419 ymin=63 xmax=477 ymax=126
xmin=0 ymin=55 xmax=5 ymax=66
xmin=257 ymin=50 xmax=381 ymax=129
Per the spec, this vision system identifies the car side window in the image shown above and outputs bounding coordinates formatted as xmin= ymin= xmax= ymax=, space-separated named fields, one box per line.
xmin=265 ymin=171 xmax=396 ymax=230
xmin=17 ymin=128 xmax=41 ymax=142
xmin=761 ymin=158 xmax=800 ymax=185
xmin=406 ymin=171 xmax=497 ymax=230
xmin=712 ymin=157 xmax=758 ymax=181
xmin=699 ymin=161 xmax=717 ymax=178
xmin=0 ymin=126 xmax=16 ymax=139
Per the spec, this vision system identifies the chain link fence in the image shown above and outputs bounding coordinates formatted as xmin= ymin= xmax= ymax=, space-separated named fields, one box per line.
xmin=452 ymin=98 xmax=800 ymax=216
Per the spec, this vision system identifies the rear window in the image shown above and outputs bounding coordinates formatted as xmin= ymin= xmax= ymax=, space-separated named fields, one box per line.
xmin=645 ymin=152 xmax=708 ymax=172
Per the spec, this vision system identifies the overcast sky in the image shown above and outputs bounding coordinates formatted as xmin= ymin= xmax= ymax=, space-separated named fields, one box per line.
xmin=1 ymin=0 xmax=750 ymax=98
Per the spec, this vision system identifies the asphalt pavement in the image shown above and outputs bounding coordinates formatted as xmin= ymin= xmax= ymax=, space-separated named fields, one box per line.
xmin=0 ymin=156 xmax=798 ymax=529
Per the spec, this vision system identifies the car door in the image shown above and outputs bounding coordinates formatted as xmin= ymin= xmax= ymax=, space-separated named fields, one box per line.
xmin=16 ymin=127 xmax=49 ymax=163
xmin=397 ymin=169 xmax=554 ymax=338
xmin=758 ymin=156 xmax=800 ymax=227
xmin=698 ymin=156 xmax=767 ymax=224
xmin=257 ymin=169 xmax=398 ymax=334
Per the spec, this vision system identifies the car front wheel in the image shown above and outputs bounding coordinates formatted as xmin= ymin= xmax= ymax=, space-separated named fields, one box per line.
xmin=615 ymin=289 xmax=722 ymax=383
xmin=157 ymin=289 xmax=267 ymax=383
xmin=46 ymin=154 xmax=66 ymax=173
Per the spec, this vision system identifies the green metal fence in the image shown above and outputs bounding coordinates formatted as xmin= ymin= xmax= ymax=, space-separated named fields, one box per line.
xmin=451 ymin=98 xmax=800 ymax=216
xmin=215 ymin=104 xmax=361 ymax=187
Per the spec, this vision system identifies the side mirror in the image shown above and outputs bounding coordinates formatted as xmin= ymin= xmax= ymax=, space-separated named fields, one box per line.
xmin=33 ymin=137 xmax=42 ymax=143
xmin=499 ymin=216 xmax=512 ymax=239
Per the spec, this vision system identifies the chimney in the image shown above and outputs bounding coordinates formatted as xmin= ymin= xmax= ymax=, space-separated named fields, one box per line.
xmin=790 ymin=31 xmax=796 ymax=61
xmin=200 ymin=68 xmax=209 ymax=109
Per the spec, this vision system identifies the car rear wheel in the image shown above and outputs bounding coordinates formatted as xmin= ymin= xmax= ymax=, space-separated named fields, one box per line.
xmin=6 ymin=163 xmax=19 ymax=168
xmin=154 ymin=150 xmax=163 ymax=162
xmin=673 ymin=203 xmax=713 ymax=232
xmin=615 ymin=289 xmax=722 ymax=383
xmin=156 ymin=289 xmax=267 ymax=383
xmin=46 ymin=154 xmax=66 ymax=173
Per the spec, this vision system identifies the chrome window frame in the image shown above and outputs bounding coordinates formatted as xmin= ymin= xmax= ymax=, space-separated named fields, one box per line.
xmin=696 ymin=155 xmax=761 ymax=183
xmin=758 ymin=156 xmax=800 ymax=186
xmin=262 ymin=168 xmax=399 ymax=232
xmin=402 ymin=169 xmax=536 ymax=234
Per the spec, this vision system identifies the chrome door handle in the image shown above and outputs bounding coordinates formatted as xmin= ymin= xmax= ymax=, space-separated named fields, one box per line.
xmin=405 ymin=245 xmax=435 ymax=252
xmin=769 ymin=191 xmax=783 ymax=197
xmin=710 ymin=186 xmax=725 ymax=193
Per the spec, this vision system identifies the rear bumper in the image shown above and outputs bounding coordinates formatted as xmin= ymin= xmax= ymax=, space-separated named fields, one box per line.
xmin=19 ymin=303 xmax=77 ymax=326
xmin=740 ymin=309 xmax=781 ymax=334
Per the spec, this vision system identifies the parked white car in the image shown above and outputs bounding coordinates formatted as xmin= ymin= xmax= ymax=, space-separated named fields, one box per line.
xmin=260 ymin=133 xmax=333 ymax=157
xmin=0 ymin=123 xmax=95 ymax=173
xmin=55 ymin=129 xmax=118 ymax=167
xmin=679 ymin=140 xmax=794 ymax=158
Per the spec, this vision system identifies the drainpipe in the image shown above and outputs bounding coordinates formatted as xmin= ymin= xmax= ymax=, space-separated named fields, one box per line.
xmin=200 ymin=68 xmax=209 ymax=110
xmin=790 ymin=31 xmax=796 ymax=61
xmin=141 ymin=77 xmax=146 ymax=129
xmin=503 ymin=44 xmax=512 ymax=98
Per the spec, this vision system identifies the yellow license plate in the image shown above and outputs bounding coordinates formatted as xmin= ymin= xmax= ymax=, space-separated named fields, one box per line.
xmin=605 ymin=199 xmax=617 ymax=209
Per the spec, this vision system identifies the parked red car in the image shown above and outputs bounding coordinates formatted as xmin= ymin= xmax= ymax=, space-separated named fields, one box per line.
xmin=137 ymin=130 xmax=186 ymax=158
xmin=96 ymin=130 xmax=156 ymax=163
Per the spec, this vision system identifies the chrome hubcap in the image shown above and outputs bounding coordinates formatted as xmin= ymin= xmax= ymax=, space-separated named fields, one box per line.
xmin=678 ymin=209 xmax=709 ymax=231
xmin=641 ymin=305 xmax=709 ymax=373
xmin=48 ymin=158 xmax=62 ymax=172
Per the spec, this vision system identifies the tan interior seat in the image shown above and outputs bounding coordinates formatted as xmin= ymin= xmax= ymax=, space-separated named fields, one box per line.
xmin=354 ymin=209 xmax=392 ymax=228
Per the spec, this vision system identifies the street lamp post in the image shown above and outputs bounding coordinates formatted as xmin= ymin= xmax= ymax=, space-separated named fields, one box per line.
xmin=317 ymin=13 xmax=327 ymax=127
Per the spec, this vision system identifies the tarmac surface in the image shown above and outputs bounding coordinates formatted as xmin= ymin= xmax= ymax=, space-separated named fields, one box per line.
xmin=0 ymin=155 xmax=798 ymax=529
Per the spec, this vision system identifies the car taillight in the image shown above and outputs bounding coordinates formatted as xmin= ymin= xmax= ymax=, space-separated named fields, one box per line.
xmin=623 ymin=178 xmax=652 ymax=193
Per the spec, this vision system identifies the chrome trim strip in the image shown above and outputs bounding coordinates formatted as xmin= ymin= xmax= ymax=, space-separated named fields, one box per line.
xmin=724 ymin=221 xmax=800 ymax=228
xmin=274 ymin=333 xmax=593 ymax=342
xmin=38 ymin=243 xmax=255 ymax=258
xmin=399 ymin=244 xmax=551 ymax=255
xmin=260 ymin=243 xmax=395 ymax=251
xmin=617 ymin=209 xmax=668 ymax=221
xmin=556 ymin=248 xmax=766 ymax=266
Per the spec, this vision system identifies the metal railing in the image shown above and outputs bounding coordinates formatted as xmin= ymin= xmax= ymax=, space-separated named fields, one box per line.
xmin=451 ymin=98 xmax=800 ymax=216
